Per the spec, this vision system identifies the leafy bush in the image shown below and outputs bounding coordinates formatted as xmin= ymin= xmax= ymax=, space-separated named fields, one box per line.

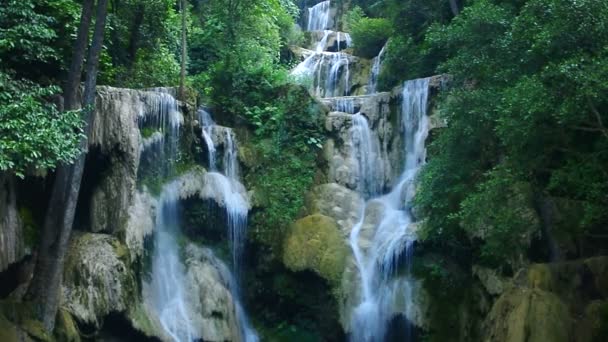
xmin=347 ymin=8 xmax=393 ymax=59
xmin=118 ymin=45 xmax=180 ymax=88
xmin=0 ymin=71 xmax=84 ymax=177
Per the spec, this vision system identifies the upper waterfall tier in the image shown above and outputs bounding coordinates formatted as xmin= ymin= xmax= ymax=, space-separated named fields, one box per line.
xmin=305 ymin=0 xmax=333 ymax=31
xmin=291 ymin=47 xmax=372 ymax=98
xmin=303 ymin=30 xmax=352 ymax=52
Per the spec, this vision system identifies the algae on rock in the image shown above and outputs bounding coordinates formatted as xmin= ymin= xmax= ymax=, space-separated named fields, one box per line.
xmin=283 ymin=214 xmax=349 ymax=284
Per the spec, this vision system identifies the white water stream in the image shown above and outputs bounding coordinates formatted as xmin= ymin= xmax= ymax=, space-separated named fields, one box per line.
xmin=198 ymin=109 xmax=258 ymax=342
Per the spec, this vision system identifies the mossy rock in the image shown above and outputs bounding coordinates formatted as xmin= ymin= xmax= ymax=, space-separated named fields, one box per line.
xmin=54 ymin=309 xmax=80 ymax=342
xmin=527 ymin=264 xmax=554 ymax=291
xmin=585 ymin=257 xmax=608 ymax=298
xmin=483 ymin=288 xmax=571 ymax=342
xmin=0 ymin=314 xmax=21 ymax=342
xmin=283 ymin=214 xmax=348 ymax=284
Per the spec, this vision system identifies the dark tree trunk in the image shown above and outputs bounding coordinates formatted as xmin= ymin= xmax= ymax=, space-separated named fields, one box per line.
xmin=449 ymin=0 xmax=460 ymax=16
xmin=179 ymin=0 xmax=187 ymax=100
xmin=63 ymin=0 xmax=95 ymax=110
xmin=25 ymin=0 xmax=109 ymax=332
xmin=127 ymin=3 xmax=145 ymax=68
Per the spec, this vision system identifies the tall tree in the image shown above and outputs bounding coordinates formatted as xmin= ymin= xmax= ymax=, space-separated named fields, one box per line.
xmin=449 ymin=0 xmax=460 ymax=16
xmin=179 ymin=0 xmax=187 ymax=100
xmin=25 ymin=0 xmax=109 ymax=331
xmin=64 ymin=0 xmax=95 ymax=110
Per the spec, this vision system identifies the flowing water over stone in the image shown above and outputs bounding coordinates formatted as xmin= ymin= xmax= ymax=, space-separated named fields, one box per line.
xmin=307 ymin=0 xmax=332 ymax=31
xmin=151 ymin=183 xmax=196 ymax=342
xmin=142 ymin=92 xmax=197 ymax=341
xmin=367 ymin=44 xmax=387 ymax=94
xmin=292 ymin=0 xmax=359 ymax=97
xmin=293 ymin=3 xmax=431 ymax=339
xmin=198 ymin=109 xmax=258 ymax=342
xmin=348 ymin=78 xmax=430 ymax=341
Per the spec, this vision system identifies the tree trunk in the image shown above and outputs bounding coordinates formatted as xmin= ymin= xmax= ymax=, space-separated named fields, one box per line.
xmin=63 ymin=0 xmax=95 ymax=110
xmin=179 ymin=0 xmax=187 ymax=100
xmin=449 ymin=0 xmax=460 ymax=16
xmin=25 ymin=0 xmax=109 ymax=332
xmin=127 ymin=4 xmax=145 ymax=68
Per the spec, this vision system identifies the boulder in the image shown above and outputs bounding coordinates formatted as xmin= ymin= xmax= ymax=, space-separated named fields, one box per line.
xmin=124 ymin=190 xmax=157 ymax=259
xmin=283 ymin=214 xmax=349 ymax=284
xmin=304 ymin=183 xmax=364 ymax=236
xmin=473 ymin=265 xmax=508 ymax=296
xmin=89 ymin=87 xmax=185 ymax=234
xmin=62 ymin=233 xmax=137 ymax=329
xmin=483 ymin=288 xmax=571 ymax=342
xmin=183 ymin=245 xmax=241 ymax=342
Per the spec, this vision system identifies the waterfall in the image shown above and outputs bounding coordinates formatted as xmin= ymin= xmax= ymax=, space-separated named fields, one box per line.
xmin=367 ymin=44 xmax=387 ymax=94
xmin=198 ymin=109 xmax=216 ymax=170
xmin=351 ymin=113 xmax=383 ymax=197
xmin=198 ymin=109 xmax=258 ymax=342
xmin=348 ymin=78 xmax=430 ymax=342
xmin=150 ymin=183 xmax=195 ymax=342
xmin=307 ymin=0 xmax=331 ymax=31
xmin=141 ymin=92 xmax=197 ymax=342
xmin=292 ymin=0 xmax=356 ymax=98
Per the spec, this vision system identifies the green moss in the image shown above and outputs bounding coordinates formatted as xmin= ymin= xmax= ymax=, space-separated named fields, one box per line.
xmin=283 ymin=214 xmax=347 ymax=285
xmin=54 ymin=309 xmax=80 ymax=342
xmin=18 ymin=207 xmax=39 ymax=249
xmin=140 ymin=127 xmax=159 ymax=139
xmin=0 ymin=314 xmax=20 ymax=342
xmin=127 ymin=304 xmax=158 ymax=338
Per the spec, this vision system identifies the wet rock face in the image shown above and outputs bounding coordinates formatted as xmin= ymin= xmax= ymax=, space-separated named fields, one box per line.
xmin=89 ymin=86 xmax=183 ymax=235
xmin=62 ymin=233 xmax=137 ymax=329
xmin=183 ymin=244 xmax=241 ymax=342
xmin=481 ymin=257 xmax=608 ymax=342
xmin=483 ymin=288 xmax=571 ymax=342
xmin=321 ymin=92 xmax=401 ymax=194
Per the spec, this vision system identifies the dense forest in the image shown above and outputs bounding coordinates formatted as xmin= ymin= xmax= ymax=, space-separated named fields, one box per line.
xmin=1 ymin=0 xmax=607 ymax=341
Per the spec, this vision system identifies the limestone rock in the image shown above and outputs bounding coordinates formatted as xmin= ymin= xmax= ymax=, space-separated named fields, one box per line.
xmin=304 ymin=183 xmax=364 ymax=235
xmin=89 ymin=87 xmax=184 ymax=234
xmin=283 ymin=214 xmax=349 ymax=284
xmin=473 ymin=265 xmax=508 ymax=296
xmin=183 ymin=245 xmax=241 ymax=342
xmin=62 ymin=233 xmax=137 ymax=328
xmin=483 ymin=288 xmax=571 ymax=342
xmin=124 ymin=190 xmax=157 ymax=259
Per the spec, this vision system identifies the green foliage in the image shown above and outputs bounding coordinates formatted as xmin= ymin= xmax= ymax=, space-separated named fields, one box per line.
xmin=0 ymin=71 xmax=84 ymax=178
xmin=417 ymin=0 xmax=608 ymax=266
xmin=243 ymin=85 xmax=326 ymax=253
xmin=346 ymin=7 xmax=392 ymax=58
xmin=248 ymin=144 xmax=318 ymax=252
xmin=120 ymin=45 xmax=181 ymax=88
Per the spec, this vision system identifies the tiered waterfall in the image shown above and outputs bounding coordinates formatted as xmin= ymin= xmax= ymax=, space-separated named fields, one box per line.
xmin=293 ymin=2 xmax=432 ymax=341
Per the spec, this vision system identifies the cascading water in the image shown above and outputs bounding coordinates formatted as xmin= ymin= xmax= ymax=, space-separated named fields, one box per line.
xmin=140 ymin=92 xmax=198 ymax=342
xmin=150 ymin=183 xmax=195 ymax=342
xmin=294 ymin=2 xmax=428 ymax=340
xmin=197 ymin=109 xmax=258 ymax=342
xmin=348 ymin=78 xmax=430 ymax=342
xmin=351 ymin=113 xmax=383 ymax=198
xmin=292 ymin=0 xmax=354 ymax=98
xmin=367 ymin=44 xmax=387 ymax=94
xmin=307 ymin=0 xmax=331 ymax=31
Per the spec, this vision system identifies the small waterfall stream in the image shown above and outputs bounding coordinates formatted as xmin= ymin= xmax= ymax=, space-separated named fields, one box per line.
xmin=141 ymin=92 xmax=198 ymax=341
xmin=198 ymin=109 xmax=259 ymax=342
